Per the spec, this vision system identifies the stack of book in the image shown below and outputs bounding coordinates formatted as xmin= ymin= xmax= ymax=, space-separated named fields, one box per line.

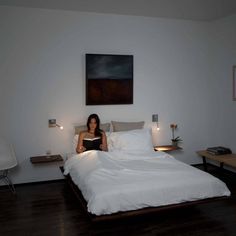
xmin=206 ymin=146 xmax=232 ymax=155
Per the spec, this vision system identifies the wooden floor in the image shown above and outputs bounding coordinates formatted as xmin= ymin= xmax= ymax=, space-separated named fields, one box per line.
xmin=1 ymin=165 xmax=236 ymax=236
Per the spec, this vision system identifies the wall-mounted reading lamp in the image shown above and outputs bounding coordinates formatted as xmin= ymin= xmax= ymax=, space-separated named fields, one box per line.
xmin=48 ymin=119 xmax=63 ymax=130
xmin=152 ymin=114 xmax=159 ymax=130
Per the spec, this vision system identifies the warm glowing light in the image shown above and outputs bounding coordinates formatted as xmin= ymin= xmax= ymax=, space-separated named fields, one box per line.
xmin=56 ymin=124 xmax=64 ymax=130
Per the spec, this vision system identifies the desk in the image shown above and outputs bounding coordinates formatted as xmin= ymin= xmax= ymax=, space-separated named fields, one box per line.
xmin=196 ymin=150 xmax=236 ymax=171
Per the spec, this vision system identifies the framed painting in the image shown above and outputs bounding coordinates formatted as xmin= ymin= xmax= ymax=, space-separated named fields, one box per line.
xmin=233 ymin=65 xmax=236 ymax=101
xmin=86 ymin=54 xmax=133 ymax=105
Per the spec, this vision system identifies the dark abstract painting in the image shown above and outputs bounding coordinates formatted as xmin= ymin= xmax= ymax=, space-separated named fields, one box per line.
xmin=86 ymin=54 xmax=133 ymax=105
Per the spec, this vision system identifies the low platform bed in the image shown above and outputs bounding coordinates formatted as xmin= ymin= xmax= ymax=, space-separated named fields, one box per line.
xmin=60 ymin=166 xmax=229 ymax=222
xmin=63 ymin=128 xmax=230 ymax=221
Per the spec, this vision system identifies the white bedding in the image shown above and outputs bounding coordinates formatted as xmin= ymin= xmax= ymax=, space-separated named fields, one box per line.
xmin=64 ymin=150 xmax=231 ymax=216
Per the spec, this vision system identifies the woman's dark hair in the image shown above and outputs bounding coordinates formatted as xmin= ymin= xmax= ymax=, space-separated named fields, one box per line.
xmin=87 ymin=114 xmax=102 ymax=137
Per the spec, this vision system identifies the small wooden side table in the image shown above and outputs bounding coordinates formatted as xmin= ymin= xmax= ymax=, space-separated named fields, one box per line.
xmin=30 ymin=154 xmax=63 ymax=164
xmin=196 ymin=150 xmax=236 ymax=172
xmin=154 ymin=145 xmax=182 ymax=152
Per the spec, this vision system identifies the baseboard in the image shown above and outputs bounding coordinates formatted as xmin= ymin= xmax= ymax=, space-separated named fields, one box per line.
xmin=0 ymin=179 xmax=65 ymax=190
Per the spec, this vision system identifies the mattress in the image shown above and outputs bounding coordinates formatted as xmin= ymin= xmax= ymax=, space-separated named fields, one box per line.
xmin=64 ymin=150 xmax=231 ymax=216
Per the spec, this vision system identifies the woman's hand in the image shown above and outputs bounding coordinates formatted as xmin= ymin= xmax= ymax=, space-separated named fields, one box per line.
xmin=99 ymin=144 xmax=107 ymax=151
xmin=76 ymin=145 xmax=86 ymax=153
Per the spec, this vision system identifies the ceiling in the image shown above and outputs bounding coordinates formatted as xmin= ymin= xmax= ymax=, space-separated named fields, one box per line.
xmin=1 ymin=0 xmax=236 ymax=21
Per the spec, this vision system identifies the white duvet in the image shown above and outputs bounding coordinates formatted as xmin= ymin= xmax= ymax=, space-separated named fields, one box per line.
xmin=64 ymin=150 xmax=230 ymax=216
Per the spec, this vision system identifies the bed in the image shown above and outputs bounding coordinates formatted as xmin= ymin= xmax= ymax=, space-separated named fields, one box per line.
xmin=62 ymin=124 xmax=231 ymax=221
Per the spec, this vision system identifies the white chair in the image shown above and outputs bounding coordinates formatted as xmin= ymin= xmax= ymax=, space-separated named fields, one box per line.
xmin=0 ymin=137 xmax=17 ymax=193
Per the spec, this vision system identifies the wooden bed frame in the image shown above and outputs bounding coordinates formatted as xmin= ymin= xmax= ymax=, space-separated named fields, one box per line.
xmin=60 ymin=167 xmax=229 ymax=222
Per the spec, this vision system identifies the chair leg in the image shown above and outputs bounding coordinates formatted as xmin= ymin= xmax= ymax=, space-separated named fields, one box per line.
xmin=0 ymin=170 xmax=16 ymax=194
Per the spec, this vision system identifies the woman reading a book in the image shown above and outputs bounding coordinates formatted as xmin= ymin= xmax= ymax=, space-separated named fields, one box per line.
xmin=76 ymin=114 xmax=108 ymax=153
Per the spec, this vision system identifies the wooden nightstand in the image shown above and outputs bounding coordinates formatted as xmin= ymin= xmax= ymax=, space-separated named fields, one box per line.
xmin=197 ymin=150 xmax=236 ymax=172
xmin=154 ymin=145 xmax=182 ymax=152
xmin=30 ymin=154 xmax=63 ymax=164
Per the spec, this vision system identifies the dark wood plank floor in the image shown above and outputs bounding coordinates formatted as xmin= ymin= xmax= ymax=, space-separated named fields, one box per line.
xmin=1 ymin=165 xmax=236 ymax=236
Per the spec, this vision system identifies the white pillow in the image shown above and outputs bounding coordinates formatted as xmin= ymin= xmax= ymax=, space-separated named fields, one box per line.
xmin=72 ymin=134 xmax=79 ymax=153
xmin=108 ymin=129 xmax=153 ymax=152
xmin=105 ymin=132 xmax=113 ymax=151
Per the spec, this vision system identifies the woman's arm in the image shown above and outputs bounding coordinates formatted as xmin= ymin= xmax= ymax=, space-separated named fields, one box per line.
xmin=100 ymin=131 xmax=108 ymax=151
xmin=76 ymin=131 xmax=86 ymax=153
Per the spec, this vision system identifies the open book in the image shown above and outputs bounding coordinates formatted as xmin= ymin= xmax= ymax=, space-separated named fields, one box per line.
xmin=83 ymin=137 xmax=102 ymax=151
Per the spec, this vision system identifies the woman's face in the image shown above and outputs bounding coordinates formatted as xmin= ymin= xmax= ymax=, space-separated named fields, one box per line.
xmin=89 ymin=118 xmax=97 ymax=131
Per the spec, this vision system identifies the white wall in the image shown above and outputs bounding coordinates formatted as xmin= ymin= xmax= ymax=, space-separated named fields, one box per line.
xmin=208 ymin=15 xmax=236 ymax=146
xmin=0 ymin=6 xmax=235 ymax=184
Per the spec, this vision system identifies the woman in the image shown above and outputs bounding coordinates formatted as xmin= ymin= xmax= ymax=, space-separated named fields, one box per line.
xmin=76 ymin=114 xmax=108 ymax=153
